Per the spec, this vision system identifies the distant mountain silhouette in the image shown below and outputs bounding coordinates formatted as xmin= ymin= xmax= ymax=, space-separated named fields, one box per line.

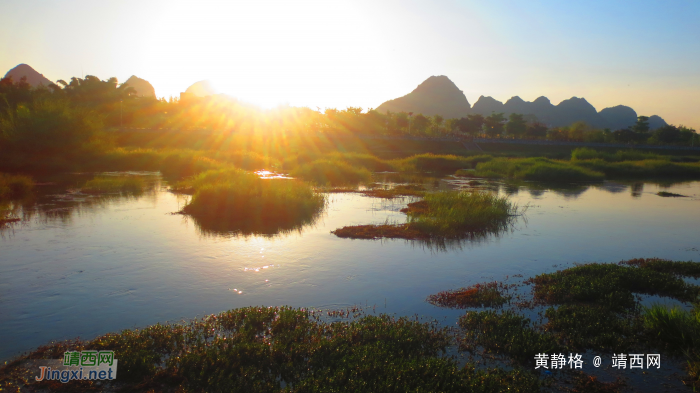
xmin=377 ymin=76 xmax=668 ymax=130
xmin=3 ymin=64 xmax=53 ymax=87
xmin=185 ymin=80 xmax=217 ymax=97
xmin=375 ymin=76 xmax=471 ymax=119
xmin=123 ymin=76 xmax=156 ymax=98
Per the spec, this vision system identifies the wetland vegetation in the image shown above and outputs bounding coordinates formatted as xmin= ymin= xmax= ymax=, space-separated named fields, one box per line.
xmin=332 ymin=190 xmax=519 ymax=241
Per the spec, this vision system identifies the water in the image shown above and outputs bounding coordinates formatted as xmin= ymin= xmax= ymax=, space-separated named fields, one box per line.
xmin=1 ymin=175 xmax=699 ymax=364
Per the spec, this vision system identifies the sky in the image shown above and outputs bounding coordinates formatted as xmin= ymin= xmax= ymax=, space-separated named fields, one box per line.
xmin=2 ymin=0 xmax=699 ymax=129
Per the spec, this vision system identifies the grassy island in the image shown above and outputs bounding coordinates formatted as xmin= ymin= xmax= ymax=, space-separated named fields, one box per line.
xmin=332 ymin=190 xmax=519 ymax=240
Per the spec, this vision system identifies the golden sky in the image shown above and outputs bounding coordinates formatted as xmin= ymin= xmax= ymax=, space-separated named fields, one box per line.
xmin=2 ymin=0 xmax=699 ymax=129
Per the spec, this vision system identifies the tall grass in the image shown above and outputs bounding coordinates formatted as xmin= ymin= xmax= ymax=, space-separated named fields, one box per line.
xmin=643 ymin=304 xmax=700 ymax=352
xmin=393 ymin=153 xmax=492 ymax=174
xmin=81 ymin=176 xmax=146 ymax=194
xmin=571 ymin=147 xmax=664 ymax=162
xmin=574 ymin=159 xmax=700 ymax=178
xmin=475 ymin=158 xmax=604 ymax=182
xmin=290 ymin=159 xmax=372 ymax=186
xmin=0 ymin=173 xmax=33 ymax=199
xmin=408 ymin=191 xmax=518 ymax=236
xmin=181 ymin=169 xmax=326 ymax=235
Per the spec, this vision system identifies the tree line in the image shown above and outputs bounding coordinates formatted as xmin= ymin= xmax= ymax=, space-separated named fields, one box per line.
xmin=1 ymin=74 xmax=697 ymax=157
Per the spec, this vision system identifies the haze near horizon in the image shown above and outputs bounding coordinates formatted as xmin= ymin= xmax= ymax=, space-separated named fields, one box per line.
xmin=2 ymin=0 xmax=699 ymax=129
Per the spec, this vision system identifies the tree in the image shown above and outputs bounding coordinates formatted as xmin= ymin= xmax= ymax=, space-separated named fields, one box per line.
xmin=649 ymin=125 xmax=681 ymax=144
xmin=444 ymin=118 xmax=458 ymax=135
xmin=632 ymin=116 xmax=650 ymax=134
xmin=431 ymin=115 xmax=444 ymax=135
xmin=483 ymin=113 xmax=505 ymax=137
xmin=524 ymin=122 xmax=548 ymax=139
xmin=412 ymin=114 xmax=430 ymax=135
xmin=395 ymin=112 xmax=409 ymax=132
xmin=505 ymin=113 xmax=527 ymax=138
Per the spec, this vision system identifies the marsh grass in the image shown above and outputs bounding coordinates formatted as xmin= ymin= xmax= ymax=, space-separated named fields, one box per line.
xmin=0 ymin=306 xmax=541 ymax=392
xmin=571 ymin=147 xmax=664 ymax=162
xmin=0 ymin=173 xmax=33 ymax=199
xmin=332 ymin=190 xmax=519 ymax=241
xmin=475 ymin=158 xmax=605 ymax=182
xmin=81 ymin=176 xmax=146 ymax=194
xmin=430 ymin=258 xmax=700 ymax=386
xmin=290 ymin=159 xmax=372 ymax=186
xmin=458 ymin=310 xmax=560 ymax=364
xmin=393 ymin=153 xmax=492 ymax=174
xmin=180 ymin=169 xmax=326 ymax=236
xmin=428 ymin=281 xmax=512 ymax=308
xmin=407 ymin=191 xmax=519 ymax=236
xmin=657 ymin=191 xmax=688 ymax=197
xmin=573 ymin=159 xmax=700 ymax=179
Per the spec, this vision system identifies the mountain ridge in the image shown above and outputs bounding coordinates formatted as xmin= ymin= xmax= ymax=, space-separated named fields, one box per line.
xmin=378 ymin=76 xmax=668 ymax=130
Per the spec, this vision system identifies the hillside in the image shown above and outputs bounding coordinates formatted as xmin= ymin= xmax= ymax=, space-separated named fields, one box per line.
xmin=375 ymin=76 xmax=471 ymax=119
xmin=3 ymin=64 xmax=53 ymax=87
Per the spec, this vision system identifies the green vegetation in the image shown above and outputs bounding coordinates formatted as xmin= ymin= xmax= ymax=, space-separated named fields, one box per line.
xmin=81 ymin=176 xmax=146 ymax=194
xmin=332 ymin=190 xmax=518 ymax=240
xmin=290 ymin=159 xmax=372 ymax=186
xmin=427 ymin=281 xmax=511 ymax=308
xmin=393 ymin=153 xmax=492 ymax=174
xmin=0 ymin=306 xmax=540 ymax=392
xmin=429 ymin=258 xmax=700 ymax=388
xmin=0 ymin=173 xmax=33 ymax=199
xmin=179 ymin=169 xmax=326 ymax=235
xmin=657 ymin=191 xmax=688 ymax=197
xmin=475 ymin=157 xmax=605 ymax=182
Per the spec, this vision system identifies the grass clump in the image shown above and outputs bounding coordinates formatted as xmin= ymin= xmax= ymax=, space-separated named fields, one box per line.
xmin=459 ymin=310 xmax=560 ymax=364
xmin=0 ymin=173 xmax=33 ymax=199
xmin=427 ymin=281 xmax=511 ymax=308
xmin=181 ymin=169 xmax=326 ymax=235
xmin=571 ymin=147 xmax=663 ymax=162
xmin=332 ymin=190 xmax=518 ymax=241
xmin=574 ymin=158 xmax=700 ymax=179
xmin=81 ymin=176 xmax=146 ymax=194
xmin=657 ymin=191 xmax=688 ymax=197
xmin=291 ymin=159 xmax=372 ymax=186
xmin=0 ymin=306 xmax=540 ymax=392
xmin=394 ymin=153 xmax=492 ymax=174
xmin=475 ymin=158 xmax=604 ymax=182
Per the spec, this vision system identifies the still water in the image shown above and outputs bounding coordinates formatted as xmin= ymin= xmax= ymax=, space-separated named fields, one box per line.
xmin=1 ymin=175 xmax=699 ymax=362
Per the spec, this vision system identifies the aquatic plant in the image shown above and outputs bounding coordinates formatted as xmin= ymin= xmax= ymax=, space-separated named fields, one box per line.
xmin=427 ymin=281 xmax=511 ymax=308
xmin=0 ymin=306 xmax=541 ymax=392
xmin=0 ymin=173 xmax=33 ymax=199
xmin=475 ymin=158 xmax=605 ymax=182
xmin=656 ymin=191 xmax=688 ymax=197
xmin=573 ymin=159 xmax=700 ymax=179
xmin=181 ymin=169 xmax=326 ymax=236
xmin=81 ymin=176 xmax=146 ymax=194
xmin=332 ymin=190 xmax=518 ymax=241
xmin=393 ymin=153 xmax=492 ymax=174
xmin=459 ymin=310 xmax=560 ymax=364
xmin=571 ymin=147 xmax=664 ymax=162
